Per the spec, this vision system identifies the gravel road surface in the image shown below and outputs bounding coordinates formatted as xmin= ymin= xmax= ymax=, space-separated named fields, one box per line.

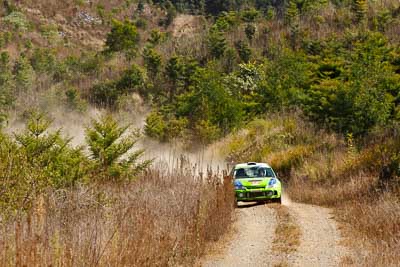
xmin=200 ymin=201 xmax=347 ymax=267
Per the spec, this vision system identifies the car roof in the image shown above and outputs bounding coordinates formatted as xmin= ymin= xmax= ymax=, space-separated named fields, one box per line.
xmin=234 ymin=162 xmax=272 ymax=169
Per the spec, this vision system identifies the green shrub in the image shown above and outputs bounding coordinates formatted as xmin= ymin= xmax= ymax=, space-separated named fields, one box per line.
xmin=117 ymin=64 xmax=147 ymax=95
xmin=241 ymin=9 xmax=260 ymax=22
xmin=0 ymin=52 xmax=14 ymax=123
xmin=135 ymin=18 xmax=148 ymax=29
xmin=30 ymin=48 xmax=56 ymax=73
xmin=148 ymin=29 xmax=166 ymax=46
xmin=144 ymin=111 xmax=168 ymax=141
xmin=89 ymin=81 xmax=120 ymax=107
xmin=86 ymin=115 xmax=152 ymax=181
xmin=245 ymin=23 xmax=256 ymax=42
xmin=105 ymin=19 xmax=140 ymax=54
xmin=14 ymin=55 xmax=35 ymax=91
xmin=207 ymin=29 xmax=227 ymax=59
xmin=235 ymin=40 xmax=252 ymax=62
xmin=143 ymin=46 xmax=162 ymax=78
xmin=3 ymin=11 xmax=29 ymax=32
xmin=14 ymin=112 xmax=88 ymax=188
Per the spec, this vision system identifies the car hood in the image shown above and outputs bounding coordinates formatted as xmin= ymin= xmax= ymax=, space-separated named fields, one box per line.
xmin=235 ymin=177 xmax=277 ymax=187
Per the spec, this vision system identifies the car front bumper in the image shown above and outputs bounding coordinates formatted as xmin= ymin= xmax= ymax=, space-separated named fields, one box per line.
xmin=235 ymin=189 xmax=281 ymax=201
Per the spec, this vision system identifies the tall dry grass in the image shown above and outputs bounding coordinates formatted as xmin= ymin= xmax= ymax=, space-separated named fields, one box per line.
xmin=0 ymin=163 xmax=235 ymax=266
xmin=218 ymin=114 xmax=400 ymax=265
xmin=285 ymin=129 xmax=400 ymax=266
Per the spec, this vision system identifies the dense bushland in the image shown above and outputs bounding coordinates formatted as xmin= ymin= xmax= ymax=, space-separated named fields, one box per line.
xmin=1 ymin=0 xmax=399 ymax=142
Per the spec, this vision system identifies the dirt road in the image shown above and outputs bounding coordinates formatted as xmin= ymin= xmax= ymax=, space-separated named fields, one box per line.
xmin=200 ymin=199 xmax=348 ymax=267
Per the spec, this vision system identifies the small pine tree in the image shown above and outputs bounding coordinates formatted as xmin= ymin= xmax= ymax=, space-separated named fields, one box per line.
xmin=105 ymin=20 xmax=140 ymax=54
xmin=235 ymin=40 xmax=252 ymax=63
xmin=0 ymin=52 xmax=14 ymax=123
xmin=165 ymin=55 xmax=185 ymax=100
xmin=285 ymin=0 xmax=299 ymax=26
xmin=143 ymin=46 xmax=162 ymax=78
xmin=86 ymin=115 xmax=152 ymax=181
xmin=14 ymin=55 xmax=35 ymax=91
xmin=352 ymin=0 xmax=368 ymax=23
xmin=245 ymin=23 xmax=256 ymax=42
xmin=15 ymin=112 xmax=87 ymax=187
xmin=207 ymin=29 xmax=227 ymax=59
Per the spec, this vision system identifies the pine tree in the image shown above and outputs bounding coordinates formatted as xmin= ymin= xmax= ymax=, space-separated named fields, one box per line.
xmin=86 ymin=115 xmax=151 ymax=181
xmin=14 ymin=55 xmax=35 ymax=91
xmin=208 ymin=29 xmax=227 ymax=59
xmin=285 ymin=0 xmax=299 ymax=26
xmin=352 ymin=0 xmax=368 ymax=23
xmin=245 ymin=23 xmax=256 ymax=42
xmin=143 ymin=46 xmax=162 ymax=78
xmin=0 ymin=52 xmax=13 ymax=124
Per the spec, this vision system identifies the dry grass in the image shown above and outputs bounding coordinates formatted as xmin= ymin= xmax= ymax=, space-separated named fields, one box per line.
xmin=271 ymin=204 xmax=301 ymax=255
xmin=286 ymin=131 xmax=400 ymax=266
xmin=0 ymin=165 xmax=235 ymax=266
xmin=271 ymin=204 xmax=301 ymax=267
xmin=220 ymin=114 xmax=400 ymax=266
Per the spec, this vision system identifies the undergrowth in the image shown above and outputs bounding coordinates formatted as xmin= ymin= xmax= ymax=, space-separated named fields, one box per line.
xmin=0 ymin=167 xmax=234 ymax=266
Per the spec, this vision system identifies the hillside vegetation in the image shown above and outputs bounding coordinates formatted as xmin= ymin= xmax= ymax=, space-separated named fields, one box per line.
xmin=0 ymin=0 xmax=399 ymax=265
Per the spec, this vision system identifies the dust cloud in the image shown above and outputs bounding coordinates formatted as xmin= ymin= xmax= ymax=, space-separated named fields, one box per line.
xmin=5 ymin=103 xmax=228 ymax=174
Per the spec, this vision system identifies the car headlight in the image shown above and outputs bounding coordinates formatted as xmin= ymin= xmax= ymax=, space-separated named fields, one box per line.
xmin=234 ymin=180 xmax=246 ymax=190
xmin=267 ymin=178 xmax=278 ymax=188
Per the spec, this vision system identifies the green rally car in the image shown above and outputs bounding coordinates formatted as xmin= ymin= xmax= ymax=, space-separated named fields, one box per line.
xmin=233 ymin=162 xmax=282 ymax=204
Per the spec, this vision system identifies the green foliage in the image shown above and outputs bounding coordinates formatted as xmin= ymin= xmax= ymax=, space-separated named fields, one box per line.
xmin=241 ymin=9 xmax=260 ymax=22
xmin=90 ymin=64 xmax=147 ymax=107
xmin=14 ymin=55 xmax=35 ymax=91
xmin=245 ymin=23 xmax=256 ymax=42
xmin=285 ymin=0 xmax=299 ymax=26
xmin=352 ymin=0 xmax=368 ymax=23
xmin=137 ymin=0 xmax=145 ymax=13
xmin=86 ymin=115 xmax=151 ymax=181
xmin=135 ymin=18 xmax=148 ymax=29
xmin=145 ymin=110 xmax=189 ymax=142
xmin=176 ymin=67 xmax=243 ymax=136
xmin=117 ymin=64 xmax=147 ymax=95
xmin=214 ymin=12 xmax=240 ymax=32
xmin=235 ymin=40 xmax=252 ymax=62
xmin=3 ymin=11 xmax=29 ymax=32
xmin=65 ymin=87 xmax=86 ymax=112
xmin=256 ymin=51 xmax=311 ymax=111
xmin=30 ymin=48 xmax=56 ymax=73
xmin=0 ymin=31 xmax=12 ymax=48
xmin=0 ymin=52 xmax=14 ymax=123
xmin=14 ymin=112 xmax=88 ymax=188
xmin=90 ymin=81 xmax=120 ymax=107
xmin=144 ymin=111 xmax=168 ymax=141
xmin=165 ymin=4 xmax=177 ymax=26
xmin=143 ymin=46 xmax=162 ymax=78
xmin=148 ymin=29 xmax=166 ymax=45
xmin=105 ymin=20 xmax=140 ymax=54
xmin=207 ymin=29 xmax=227 ymax=59
xmin=303 ymin=32 xmax=400 ymax=135
xmin=165 ymin=55 xmax=186 ymax=100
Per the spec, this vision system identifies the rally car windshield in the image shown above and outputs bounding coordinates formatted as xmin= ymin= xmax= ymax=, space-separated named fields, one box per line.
xmin=234 ymin=167 xmax=275 ymax=179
